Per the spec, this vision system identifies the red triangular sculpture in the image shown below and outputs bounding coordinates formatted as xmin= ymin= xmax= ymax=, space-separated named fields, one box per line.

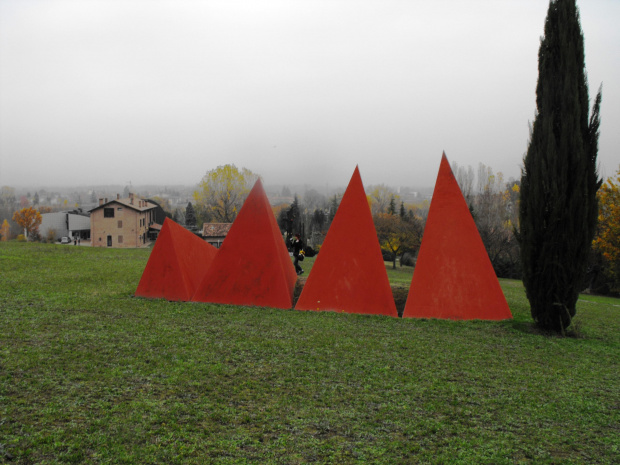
xmin=192 ymin=178 xmax=297 ymax=309
xmin=135 ymin=218 xmax=218 ymax=301
xmin=295 ymin=166 xmax=398 ymax=317
xmin=403 ymin=153 xmax=512 ymax=320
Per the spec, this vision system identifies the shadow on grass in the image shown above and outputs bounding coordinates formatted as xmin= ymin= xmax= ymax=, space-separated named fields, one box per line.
xmin=293 ymin=278 xmax=408 ymax=317
xmin=294 ymin=273 xmax=594 ymax=338
xmin=508 ymin=318 xmax=587 ymax=339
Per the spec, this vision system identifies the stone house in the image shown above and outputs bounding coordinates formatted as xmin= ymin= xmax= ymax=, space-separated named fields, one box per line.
xmin=89 ymin=193 xmax=160 ymax=248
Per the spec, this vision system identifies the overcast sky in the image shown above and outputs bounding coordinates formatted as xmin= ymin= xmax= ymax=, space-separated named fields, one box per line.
xmin=0 ymin=0 xmax=618 ymax=190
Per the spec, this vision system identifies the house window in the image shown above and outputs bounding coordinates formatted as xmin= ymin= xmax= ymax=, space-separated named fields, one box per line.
xmin=104 ymin=208 xmax=114 ymax=218
xmin=118 ymin=220 xmax=123 ymax=228
xmin=118 ymin=235 xmax=123 ymax=244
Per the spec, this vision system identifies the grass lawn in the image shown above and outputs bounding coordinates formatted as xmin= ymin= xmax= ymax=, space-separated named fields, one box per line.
xmin=295 ymin=255 xmax=414 ymax=287
xmin=1 ymin=242 xmax=618 ymax=464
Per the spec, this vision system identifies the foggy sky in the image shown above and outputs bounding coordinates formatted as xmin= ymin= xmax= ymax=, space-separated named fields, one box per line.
xmin=1 ymin=0 xmax=618 ymax=190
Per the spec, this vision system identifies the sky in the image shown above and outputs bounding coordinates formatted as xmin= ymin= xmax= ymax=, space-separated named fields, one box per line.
xmin=0 ymin=0 xmax=618 ymax=190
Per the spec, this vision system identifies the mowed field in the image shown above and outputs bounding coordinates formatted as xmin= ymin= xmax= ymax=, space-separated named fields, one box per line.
xmin=1 ymin=242 xmax=618 ymax=464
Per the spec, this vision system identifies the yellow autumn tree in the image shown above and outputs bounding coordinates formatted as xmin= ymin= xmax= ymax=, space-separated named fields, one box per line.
xmin=374 ymin=213 xmax=423 ymax=269
xmin=0 ymin=219 xmax=10 ymax=241
xmin=12 ymin=207 xmax=42 ymax=241
xmin=593 ymin=166 xmax=620 ymax=287
xmin=367 ymin=184 xmax=398 ymax=215
xmin=194 ymin=164 xmax=259 ymax=223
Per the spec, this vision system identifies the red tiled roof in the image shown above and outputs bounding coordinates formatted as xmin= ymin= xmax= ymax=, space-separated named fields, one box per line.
xmin=202 ymin=223 xmax=232 ymax=237
xmin=89 ymin=196 xmax=156 ymax=213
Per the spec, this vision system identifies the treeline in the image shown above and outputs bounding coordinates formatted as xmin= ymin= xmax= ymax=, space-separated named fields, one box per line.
xmin=270 ymin=164 xmax=517 ymax=277
xmin=0 ymin=186 xmax=96 ymax=238
xmin=453 ymin=163 xmax=521 ymax=279
xmin=186 ymin=162 xmax=618 ymax=296
xmin=272 ymin=185 xmax=428 ymax=265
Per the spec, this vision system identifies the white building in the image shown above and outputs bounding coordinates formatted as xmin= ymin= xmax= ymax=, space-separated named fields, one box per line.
xmin=39 ymin=210 xmax=91 ymax=241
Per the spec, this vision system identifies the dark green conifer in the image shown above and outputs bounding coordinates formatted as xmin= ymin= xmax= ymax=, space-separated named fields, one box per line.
xmin=388 ymin=196 xmax=396 ymax=215
xmin=328 ymin=195 xmax=339 ymax=223
xmin=185 ymin=202 xmax=197 ymax=228
xmin=283 ymin=195 xmax=302 ymax=238
xmin=519 ymin=0 xmax=602 ymax=332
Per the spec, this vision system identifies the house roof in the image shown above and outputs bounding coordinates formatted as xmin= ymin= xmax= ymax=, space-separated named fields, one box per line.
xmin=68 ymin=213 xmax=92 ymax=230
xmin=202 ymin=223 xmax=232 ymax=237
xmin=89 ymin=195 xmax=157 ymax=213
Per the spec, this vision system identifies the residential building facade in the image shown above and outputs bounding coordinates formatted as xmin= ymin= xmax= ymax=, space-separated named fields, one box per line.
xmin=90 ymin=193 xmax=159 ymax=248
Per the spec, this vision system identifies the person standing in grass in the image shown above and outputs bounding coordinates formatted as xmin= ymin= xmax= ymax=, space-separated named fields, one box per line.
xmin=292 ymin=233 xmax=304 ymax=275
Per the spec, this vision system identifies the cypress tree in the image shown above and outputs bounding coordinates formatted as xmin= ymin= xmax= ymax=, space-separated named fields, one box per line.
xmin=519 ymin=0 xmax=602 ymax=332
xmin=185 ymin=202 xmax=197 ymax=228
xmin=286 ymin=195 xmax=302 ymax=237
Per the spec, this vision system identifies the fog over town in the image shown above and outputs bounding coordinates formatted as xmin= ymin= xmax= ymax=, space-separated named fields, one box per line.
xmin=1 ymin=0 xmax=619 ymax=194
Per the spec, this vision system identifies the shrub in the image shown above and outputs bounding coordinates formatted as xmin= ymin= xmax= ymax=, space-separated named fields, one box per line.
xmin=46 ymin=229 xmax=57 ymax=243
xmin=16 ymin=234 xmax=26 ymax=242
xmin=0 ymin=219 xmax=10 ymax=241
xmin=492 ymin=255 xmax=522 ymax=280
xmin=381 ymin=249 xmax=394 ymax=262
xmin=401 ymin=252 xmax=416 ymax=267
xmin=304 ymin=245 xmax=316 ymax=257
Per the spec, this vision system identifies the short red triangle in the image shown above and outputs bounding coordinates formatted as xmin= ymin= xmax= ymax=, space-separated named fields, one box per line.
xmin=192 ymin=178 xmax=297 ymax=309
xmin=403 ymin=153 xmax=512 ymax=320
xmin=135 ymin=218 xmax=218 ymax=301
xmin=295 ymin=167 xmax=398 ymax=317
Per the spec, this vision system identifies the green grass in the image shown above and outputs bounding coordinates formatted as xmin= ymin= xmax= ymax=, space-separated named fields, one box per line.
xmin=1 ymin=242 xmax=618 ymax=464
xmin=297 ymin=255 xmax=414 ymax=287
xmin=384 ymin=261 xmax=415 ymax=287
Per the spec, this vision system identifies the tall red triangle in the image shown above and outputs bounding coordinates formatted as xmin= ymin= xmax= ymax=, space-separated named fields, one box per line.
xmin=135 ymin=218 xmax=218 ymax=301
xmin=403 ymin=153 xmax=512 ymax=320
xmin=295 ymin=167 xmax=398 ymax=317
xmin=192 ymin=178 xmax=297 ymax=309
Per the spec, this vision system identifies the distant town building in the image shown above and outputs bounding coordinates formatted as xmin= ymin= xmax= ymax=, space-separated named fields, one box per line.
xmin=89 ymin=193 xmax=160 ymax=248
xmin=39 ymin=210 xmax=91 ymax=241
xmin=201 ymin=223 xmax=232 ymax=248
